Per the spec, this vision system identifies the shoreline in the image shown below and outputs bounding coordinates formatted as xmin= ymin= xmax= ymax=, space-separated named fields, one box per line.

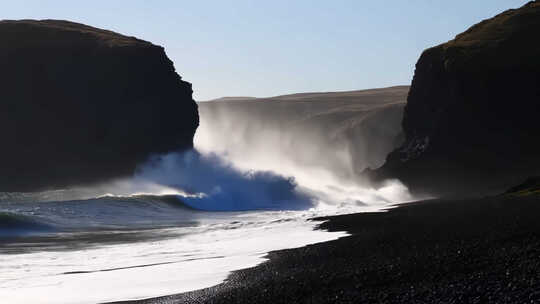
xmin=109 ymin=194 xmax=540 ymax=303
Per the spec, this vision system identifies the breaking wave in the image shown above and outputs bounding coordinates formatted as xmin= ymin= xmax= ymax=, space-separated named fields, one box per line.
xmin=0 ymin=212 xmax=53 ymax=237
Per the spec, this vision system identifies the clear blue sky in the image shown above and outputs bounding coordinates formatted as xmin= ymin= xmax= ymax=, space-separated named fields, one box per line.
xmin=3 ymin=1 xmax=529 ymax=100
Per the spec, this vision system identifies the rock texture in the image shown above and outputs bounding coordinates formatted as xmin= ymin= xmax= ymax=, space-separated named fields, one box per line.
xmin=0 ymin=20 xmax=199 ymax=191
xmin=372 ymin=2 xmax=540 ymax=196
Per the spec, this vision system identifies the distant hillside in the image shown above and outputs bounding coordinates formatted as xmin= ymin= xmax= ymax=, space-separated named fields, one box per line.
xmin=203 ymin=86 xmax=409 ymax=103
xmin=198 ymin=86 xmax=409 ymax=183
xmin=203 ymin=97 xmax=256 ymax=102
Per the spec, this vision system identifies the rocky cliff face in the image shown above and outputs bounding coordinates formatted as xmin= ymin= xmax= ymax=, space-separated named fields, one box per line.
xmin=372 ymin=2 xmax=540 ymax=196
xmin=0 ymin=20 xmax=199 ymax=191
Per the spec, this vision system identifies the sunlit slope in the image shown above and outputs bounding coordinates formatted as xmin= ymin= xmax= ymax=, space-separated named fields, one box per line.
xmin=198 ymin=86 xmax=408 ymax=182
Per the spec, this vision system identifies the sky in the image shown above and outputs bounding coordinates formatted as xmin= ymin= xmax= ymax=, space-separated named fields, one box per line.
xmin=3 ymin=1 xmax=529 ymax=101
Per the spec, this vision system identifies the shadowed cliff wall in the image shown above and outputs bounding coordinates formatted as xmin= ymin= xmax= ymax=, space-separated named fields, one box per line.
xmin=372 ymin=2 xmax=540 ymax=196
xmin=0 ymin=20 xmax=199 ymax=191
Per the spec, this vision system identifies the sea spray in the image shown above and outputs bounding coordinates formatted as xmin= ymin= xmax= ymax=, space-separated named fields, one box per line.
xmin=135 ymin=150 xmax=313 ymax=211
xmin=0 ymin=92 xmax=415 ymax=304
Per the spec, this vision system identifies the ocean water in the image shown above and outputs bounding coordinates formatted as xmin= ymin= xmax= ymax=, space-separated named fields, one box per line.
xmin=0 ymin=153 xmax=411 ymax=304
xmin=0 ymin=102 xmax=413 ymax=303
xmin=0 ymin=189 xmax=384 ymax=303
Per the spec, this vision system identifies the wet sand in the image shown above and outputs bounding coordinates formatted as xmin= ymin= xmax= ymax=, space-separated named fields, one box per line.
xmin=110 ymin=194 xmax=540 ymax=303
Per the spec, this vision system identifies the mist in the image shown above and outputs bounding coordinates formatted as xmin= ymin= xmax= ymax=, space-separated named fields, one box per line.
xmin=135 ymin=150 xmax=312 ymax=211
xmin=191 ymin=88 xmax=414 ymax=210
xmin=41 ymin=88 xmax=414 ymax=212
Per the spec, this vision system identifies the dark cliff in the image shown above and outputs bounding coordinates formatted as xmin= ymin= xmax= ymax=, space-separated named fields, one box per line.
xmin=0 ymin=20 xmax=199 ymax=191
xmin=372 ymin=2 xmax=540 ymax=196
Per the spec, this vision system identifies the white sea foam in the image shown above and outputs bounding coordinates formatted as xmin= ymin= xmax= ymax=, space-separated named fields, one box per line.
xmin=0 ymin=209 xmax=348 ymax=304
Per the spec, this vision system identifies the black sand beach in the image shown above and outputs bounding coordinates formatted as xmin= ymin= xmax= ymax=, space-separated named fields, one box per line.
xmin=110 ymin=191 xmax=540 ymax=304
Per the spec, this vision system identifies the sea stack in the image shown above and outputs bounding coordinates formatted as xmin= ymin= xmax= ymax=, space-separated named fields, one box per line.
xmin=0 ymin=20 xmax=199 ymax=191
xmin=371 ymin=1 xmax=540 ymax=196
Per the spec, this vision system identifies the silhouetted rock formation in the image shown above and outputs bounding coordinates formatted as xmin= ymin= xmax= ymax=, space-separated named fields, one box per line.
xmin=371 ymin=2 xmax=540 ymax=196
xmin=0 ymin=20 xmax=199 ymax=191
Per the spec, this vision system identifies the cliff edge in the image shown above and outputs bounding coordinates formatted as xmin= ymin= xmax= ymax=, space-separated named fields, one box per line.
xmin=371 ymin=2 xmax=540 ymax=196
xmin=0 ymin=20 xmax=199 ymax=191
